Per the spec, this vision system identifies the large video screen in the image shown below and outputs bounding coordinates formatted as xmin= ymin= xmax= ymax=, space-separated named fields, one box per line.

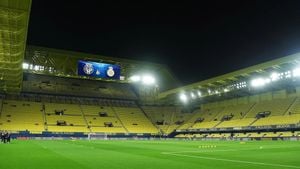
xmin=77 ymin=60 xmax=121 ymax=79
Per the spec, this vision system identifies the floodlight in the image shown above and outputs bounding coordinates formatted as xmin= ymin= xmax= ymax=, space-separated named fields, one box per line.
xmin=293 ymin=68 xmax=300 ymax=77
xmin=208 ymin=89 xmax=211 ymax=94
xmin=130 ymin=75 xmax=141 ymax=82
xmin=250 ymin=78 xmax=269 ymax=87
xmin=270 ymin=72 xmax=279 ymax=81
xmin=264 ymin=78 xmax=271 ymax=84
xmin=179 ymin=93 xmax=188 ymax=103
xmin=285 ymin=71 xmax=291 ymax=78
xmin=197 ymin=91 xmax=201 ymax=97
xmin=22 ymin=63 xmax=29 ymax=70
xmin=142 ymin=75 xmax=155 ymax=85
xmin=34 ymin=65 xmax=39 ymax=71
xmin=224 ymin=88 xmax=229 ymax=92
xmin=190 ymin=92 xmax=196 ymax=99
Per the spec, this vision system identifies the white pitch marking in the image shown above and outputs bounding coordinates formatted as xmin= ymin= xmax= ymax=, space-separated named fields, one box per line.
xmin=161 ymin=148 xmax=259 ymax=154
xmin=163 ymin=153 xmax=300 ymax=169
xmin=162 ymin=149 xmax=238 ymax=154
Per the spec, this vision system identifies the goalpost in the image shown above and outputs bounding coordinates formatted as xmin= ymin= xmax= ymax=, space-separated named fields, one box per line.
xmin=87 ymin=133 xmax=108 ymax=140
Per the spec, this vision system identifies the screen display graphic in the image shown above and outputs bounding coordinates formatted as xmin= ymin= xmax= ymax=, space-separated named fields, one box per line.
xmin=78 ymin=60 xmax=121 ymax=79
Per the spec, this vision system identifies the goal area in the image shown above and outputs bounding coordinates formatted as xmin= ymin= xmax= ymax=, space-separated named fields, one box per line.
xmin=87 ymin=133 xmax=108 ymax=140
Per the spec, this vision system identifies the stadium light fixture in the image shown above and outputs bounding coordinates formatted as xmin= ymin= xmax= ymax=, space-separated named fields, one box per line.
xmin=22 ymin=63 xmax=29 ymax=70
xmin=129 ymin=75 xmax=141 ymax=82
xmin=208 ymin=89 xmax=211 ymax=94
xmin=34 ymin=65 xmax=39 ymax=71
xmin=285 ymin=71 xmax=292 ymax=78
xmin=197 ymin=91 xmax=202 ymax=97
xmin=293 ymin=68 xmax=300 ymax=77
xmin=142 ymin=75 xmax=155 ymax=85
xmin=250 ymin=78 xmax=270 ymax=87
xmin=190 ymin=92 xmax=196 ymax=99
xmin=270 ymin=72 xmax=279 ymax=81
xmin=224 ymin=88 xmax=229 ymax=92
xmin=179 ymin=93 xmax=188 ymax=103
xmin=264 ymin=78 xmax=271 ymax=83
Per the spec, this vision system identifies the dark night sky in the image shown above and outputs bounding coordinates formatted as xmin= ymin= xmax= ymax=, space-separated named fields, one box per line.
xmin=27 ymin=1 xmax=300 ymax=85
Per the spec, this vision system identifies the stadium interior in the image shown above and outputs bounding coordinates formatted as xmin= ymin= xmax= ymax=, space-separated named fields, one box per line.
xmin=0 ymin=0 xmax=299 ymax=142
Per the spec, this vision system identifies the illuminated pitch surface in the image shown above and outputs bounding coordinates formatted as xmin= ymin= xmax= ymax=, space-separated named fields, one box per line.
xmin=1 ymin=140 xmax=299 ymax=169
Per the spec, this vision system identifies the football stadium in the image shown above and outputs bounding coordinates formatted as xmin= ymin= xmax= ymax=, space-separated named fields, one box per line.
xmin=0 ymin=1 xmax=300 ymax=169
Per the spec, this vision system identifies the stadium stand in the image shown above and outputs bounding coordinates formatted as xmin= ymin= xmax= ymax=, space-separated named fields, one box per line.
xmin=23 ymin=74 xmax=138 ymax=100
xmin=143 ymin=106 xmax=193 ymax=134
xmin=178 ymin=106 xmax=223 ymax=130
xmin=0 ymin=0 xmax=299 ymax=139
xmin=81 ymin=105 xmax=126 ymax=133
xmin=0 ymin=100 xmax=44 ymax=133
xmin=287 ymin=97 xmax=300 ymax=115
xmin=44 ymin=103 xmax=89 ymax=133
xmin=217 ymin=118 xmax=256 ymax=128
xmin=176 ymin=96 xmax=300 ymax=131
xmin=0 ymin=97 xmax=159 ymax=134
xmin=214 ymin=103 xmax=255 ymax=120
xmin=244 ymin=97 xmax=295 ymax=118
xmin=252 ymin=114 xmax=300 ymax=126
xmin=174 ymin=132 xmax=299 ymax=139
xmin=192 ymin=121 xmax=220 ymax=129
xmin=114 ymin=107 xmax=158 ymax=134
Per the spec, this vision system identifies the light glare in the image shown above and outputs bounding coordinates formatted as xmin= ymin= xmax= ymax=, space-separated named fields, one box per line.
xmin=251 ymin=78 xmax=269 ymax=87
xmin=270 ymin=72 xmax=279 ymax=81
xmin=34 ymin=65 xmax=39 ymax=71
xmin=179 ymin=93 xmax=188 ymax=103
xmin=190 ymin=92 xmax=196 ymax=99
xmin=142 ymin=75 xmax=155 ymax=85
xmin=197 ymin=91 xmax=201 ymax=97
xmin=130 ymin=75 xmax=141 ymax=82
xmin=293 ymin=68 xmax=300 ymax=77
xmin=22 ymin=63 xmax=29 ymax=69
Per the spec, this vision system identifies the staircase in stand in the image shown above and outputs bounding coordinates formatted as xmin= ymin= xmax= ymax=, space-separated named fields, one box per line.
xmin=110 ymin=105 xmax=129 ymax=133
xmin=213 ymin=120 xmax=224 ymax=128
xmin=176 ymin=109 xmax=201 ymax=130
xmin=248 ymin=118 xmax=259 ymax=126
xmin=242 ymin=102 xmax=257 ymax=119
xmin=41 ymin=103 xmax=48 ymax=131
xmin=283 ymin=97 xmax=298 ymax=115
xmin=78 ymin=100 xmax=91 ymax=132
xmin=136 ymin=104 xmax=161 ymax=134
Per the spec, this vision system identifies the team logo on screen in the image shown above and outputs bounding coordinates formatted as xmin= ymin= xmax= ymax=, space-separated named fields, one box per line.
xmin=107 ymin=66 xmax=115 ymax=77
xmin=96 ymin=70 xmax=100 ymax=75
xmin=83 ymin=63 xmax=94 ymax=75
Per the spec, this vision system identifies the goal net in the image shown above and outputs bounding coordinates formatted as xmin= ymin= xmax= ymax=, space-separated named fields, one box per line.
xmin=87 ymin=133 xmax=108 ymax=140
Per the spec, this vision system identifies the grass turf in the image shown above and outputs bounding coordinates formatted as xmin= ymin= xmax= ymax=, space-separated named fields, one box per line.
xmin=0 ymin=140 xmax=299 ymax=169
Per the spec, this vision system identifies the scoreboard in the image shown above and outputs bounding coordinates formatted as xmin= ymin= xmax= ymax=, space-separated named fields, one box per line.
xmin=77 ymin=60 xmax=121 ymax=80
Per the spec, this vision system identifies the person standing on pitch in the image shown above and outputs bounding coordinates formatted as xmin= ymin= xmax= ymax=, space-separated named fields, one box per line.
xmin=0 ymin=131 xmax=4 ymax=143
xmin=4 ymin=131 xmax=8 ymax=143
xmin=6 ymin=132 xmax=11 ymax=143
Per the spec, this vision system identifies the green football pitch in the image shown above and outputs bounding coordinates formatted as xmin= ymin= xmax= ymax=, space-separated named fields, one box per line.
xmin=0 ymin=140 xmax=299 ymax=169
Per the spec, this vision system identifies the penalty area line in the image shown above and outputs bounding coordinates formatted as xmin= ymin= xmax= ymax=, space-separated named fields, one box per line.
xmin=162 ymin=153 xmax=300 ymax=169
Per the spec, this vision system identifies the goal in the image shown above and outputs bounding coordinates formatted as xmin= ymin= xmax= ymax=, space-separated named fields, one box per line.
xmin=87 ymin=133 xmax=108 ymax=140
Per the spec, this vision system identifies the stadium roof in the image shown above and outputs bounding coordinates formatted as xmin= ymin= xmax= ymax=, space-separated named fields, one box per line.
xmin=24 ymin=45 xmax=180 ymax=91
xmin=159 ymin=52 xmax=300 ymax=100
